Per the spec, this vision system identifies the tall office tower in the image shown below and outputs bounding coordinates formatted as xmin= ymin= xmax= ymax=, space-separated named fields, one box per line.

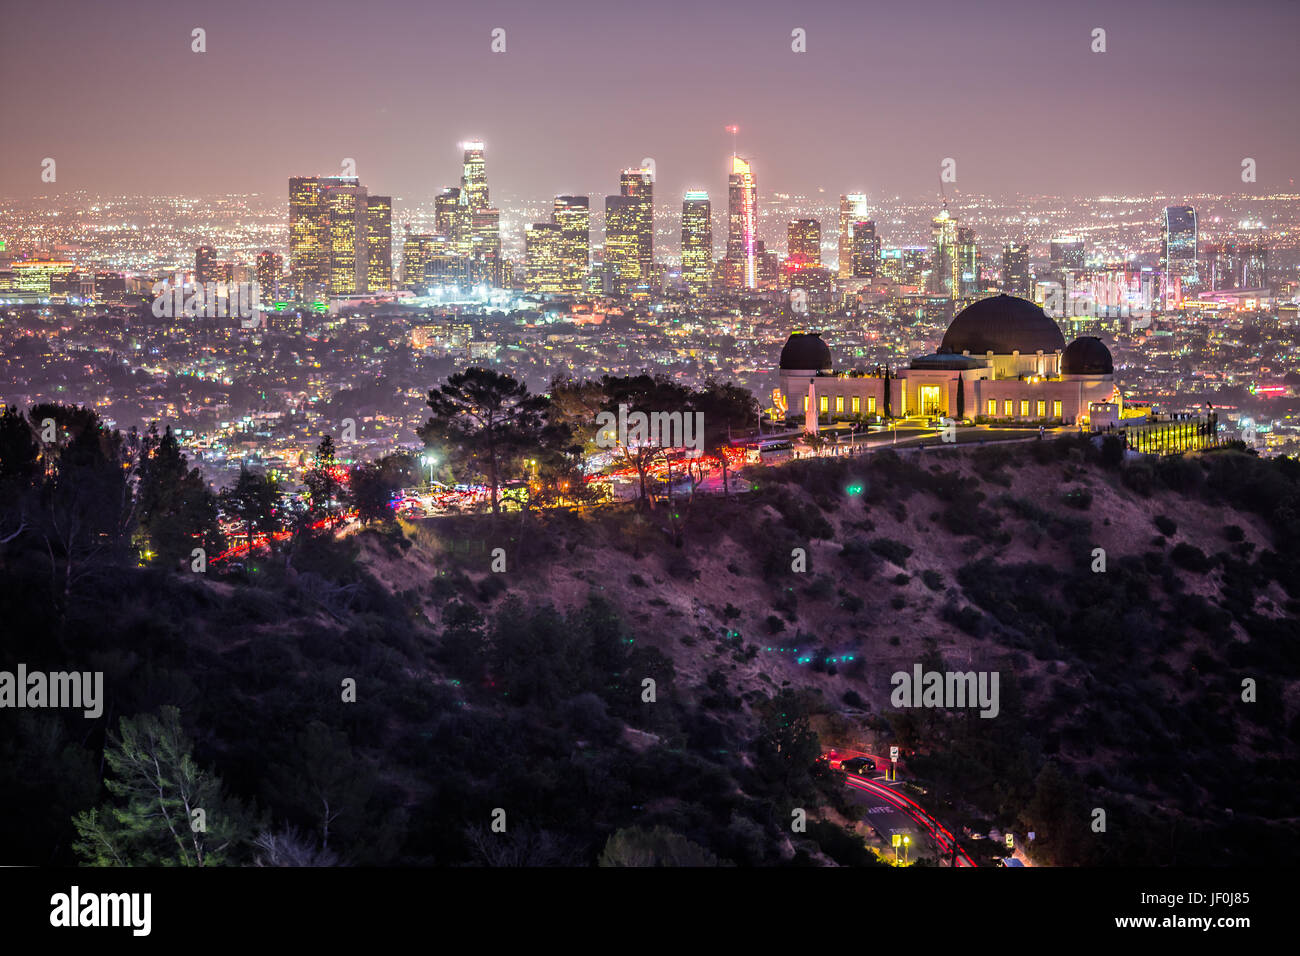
xmin=787 ymin=218 xmax=821 ymax=266
xmin=604 ymin=167 xmax=654 ymax=296
xmin=680 ymin=191 xmax=713 ymax=295
xmin=289 ymin=176 xmax=376 ymax=298
xmin=404 ymin=233 xmax=465 ymax=290
xmin=435 ymin=187 xmax=464 ymax=240
xmin=524 ymin=222 xmax=565 ymax=294
xmin=255 ymin=251 xmax=283 ymax=301
xmin=195 ymin=245 xmax=219 ymax=285
xmin=460 ymin=141 xmax=489 ymax=211
xmin=850 ymin=220 xmax=880 ymax=279
xmin=620 ymin=166 xmax=654 ymax=286
xmin=552 ymin=195 xmax=590 ymax=296
xmin=1240 ymin=239 xmax=1268 ymax=289
xmin=1049 ymin=235 xmax=1085 ymax=272
xmin=604 ymin=195 xmax=642 ymax=296
xmin=469 ymin=208 xmax=502 ymax=286
xmin=327 ymin=179 xmax=368 ymax=295
xmin=1162 ymin=205 xmax=1198 ymax=289
xmin=1001 ymin=242 xmax=1031 ymax=296
xmin=927 ymin=205 xmax=959 ymax=297
xmin=289 ymin=176 xmax=332 ymax=298
xmin=365 ymin=195 xmax=392 ymax=292
xmin=838 ymin=193 xmax=868 ymax=279
xmin=403 ymin=231 xmax=430 ymax=288
xmin=725 ymin=156 xmax=758 ymax=290
xmin=956 ymin=225 xmax=978 ymax=295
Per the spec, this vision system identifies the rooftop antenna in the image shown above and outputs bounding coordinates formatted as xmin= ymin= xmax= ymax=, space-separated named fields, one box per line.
xmin=726 ymin=125 xmax=739 ymax=159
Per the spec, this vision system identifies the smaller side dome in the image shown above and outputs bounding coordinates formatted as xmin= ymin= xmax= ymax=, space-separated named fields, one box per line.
xmin=1062 ymin=336 xmax=1113 ymax=375
xmin=779 ymin=332 xmax=833 ymax=372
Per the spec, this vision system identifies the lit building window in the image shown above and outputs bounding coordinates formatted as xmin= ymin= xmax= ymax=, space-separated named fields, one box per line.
xmin=867 ymin=397 xmax=876 ymax=413
xmin=819 ymin=396 xmax=828 ymax=412
xmin=851 ymin=396 xmax=860 ymax=414
xmin=1053 ymin=400 xmax=1063 ymax=418
xmin=803 ymin=396 xmax=808 ymax=412
xmin=1003 ymin=400 xmax=1013 ymax=417
xmin=1020 ymin=400 xmax=1029 ymax=417
xmin=835 ymin=396 xmax=844 ymax=413
xmin=1037 ymin=400 xmax=1046 ymax=418
xmin=987 ymin=399 xmax=996 ymax=416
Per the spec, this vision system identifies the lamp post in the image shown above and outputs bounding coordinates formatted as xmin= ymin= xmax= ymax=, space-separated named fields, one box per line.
xmin=420 ymin=452 xmax=437 ymax=488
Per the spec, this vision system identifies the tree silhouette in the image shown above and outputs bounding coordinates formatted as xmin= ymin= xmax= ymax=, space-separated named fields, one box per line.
xmin=419 ymin=368 xmax=549 ymax=515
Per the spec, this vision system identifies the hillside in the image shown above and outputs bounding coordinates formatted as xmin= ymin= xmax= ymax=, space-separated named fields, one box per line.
xmin=2 ymin=434 xmax=1297 ymax=866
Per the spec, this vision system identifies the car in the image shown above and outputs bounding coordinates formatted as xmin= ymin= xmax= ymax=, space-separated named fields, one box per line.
xmin=840 ymin=756 xmax=876 ymax=776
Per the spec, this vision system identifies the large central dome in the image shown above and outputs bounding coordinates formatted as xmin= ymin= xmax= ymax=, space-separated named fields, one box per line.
xmin=940 ymin=294 xmax=1066 ymax=355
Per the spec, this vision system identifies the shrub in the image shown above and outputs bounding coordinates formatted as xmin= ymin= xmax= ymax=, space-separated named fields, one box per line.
xmin=1062 ymin=488 xmax=1092 ymax=510
xmin=1171 ymin=542 xmax=1212 ymax=573
xmin=870 ymin=537 xmax=913 ymax=567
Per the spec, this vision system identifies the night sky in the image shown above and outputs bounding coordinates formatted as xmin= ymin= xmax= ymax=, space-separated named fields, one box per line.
xmin=2 ymin=0 xmax=1297 ymax=202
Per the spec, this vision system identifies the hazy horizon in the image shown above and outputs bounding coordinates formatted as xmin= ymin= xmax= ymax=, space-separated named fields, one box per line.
xmin=2 ymin=0 xmax=1297 ymax=201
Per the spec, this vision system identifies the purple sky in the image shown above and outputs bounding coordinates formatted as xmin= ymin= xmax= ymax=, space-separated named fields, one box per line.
xmin=2 ymin=0 xmax=1297 ymax=203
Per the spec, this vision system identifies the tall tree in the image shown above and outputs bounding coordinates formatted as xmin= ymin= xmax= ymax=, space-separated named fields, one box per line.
xmin=220 ymin=466 xmax=281 ymax=553
xmin=349 ymin=454 xmax=409 ymax=525
xmin=71 ymin=706 xmax=253 ymax=866
xmin=599 ymin=374 xmax=692 ymax=510
xmin=419 ymin=368 xmax=550 ymax=515
xmin=303 ymin=435 xmax=345 ymax=527
xmin=136 ymin=424 xmax=222 ymax=568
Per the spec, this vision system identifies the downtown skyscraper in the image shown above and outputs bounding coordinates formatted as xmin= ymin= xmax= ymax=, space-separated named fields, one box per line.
xmin=838 ymin=193 xmax=868 ymax=279
xmin=1162 ymin=205 xmax=1199 ymax=292
xmin=459 ymin=142 xmax=501 ymax=287
xmin=724 ymin=156 xmax=757 ymax=290
xmin=552 ymin=195 xmax=590 ymax=296
xmin=604 ymin=166 xmax=654 ymax=297
xmin=680 ymin=191 xmax=712 ymax=296
xmin=289 ymin=176 xmax=390 ymax=299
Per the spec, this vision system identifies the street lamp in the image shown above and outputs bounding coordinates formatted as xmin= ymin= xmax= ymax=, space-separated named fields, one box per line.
xmin=420 ymin=452 xmax=437 ymax=487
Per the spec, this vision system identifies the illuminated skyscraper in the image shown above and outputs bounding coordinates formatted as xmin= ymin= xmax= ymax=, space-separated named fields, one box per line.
xmin=605 ymin=166 xmax=654 ymax=297
xmin=435 ymin=187 xmax=465 ymax=242
xmin=850 ymin=221 xmax=879 ymax=279
xmin=552 ymin=195 xmax=590 ymax=296
xmin=927 ymin=205 xmax=960 ymax=297
xmin=680 ymin=191 xmax=712 ymax=296
xmin=289 ymin=176 xmax=376 ymax=297
xmin=726 ymin=156 xmax=758 ymax=290
xmin=1049 ymin=235 xmax=1085 ymax=272
xmin=468 ymin=207 xmax=502 ymax=286
xmin=460 ymin=141 xmax=489 ymax=211
xmin=1001 ymin=242 xmax=1031 ymax=296
xmin=838 ymin=193 xmax=868 ymax=279
xmin=403 ymin=230 xmax=430 ymax=288
xmin=621 ymin=167 xmax=654 ymax=287
xmin=255 ymin=250 xmax=283 ymax=301
xmin=365 ymin=195 xmax=392 ymax=292
xmin=957 ymin=225 xmax=978 ymax=295
xmin=289 ymin=176 xmax=331 ymax=298
xmin=787 ymin=218 xmax=820 ymax=266
xmin=1162 ymin=205 xmax=1198 ymax=289
xmin=195 ymin=245 xmax=219 ymax=285
xmin=524 ymin=222 xmax=565 ymax=295
xmin=327 ymin=179 xmax=368 ymax=295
